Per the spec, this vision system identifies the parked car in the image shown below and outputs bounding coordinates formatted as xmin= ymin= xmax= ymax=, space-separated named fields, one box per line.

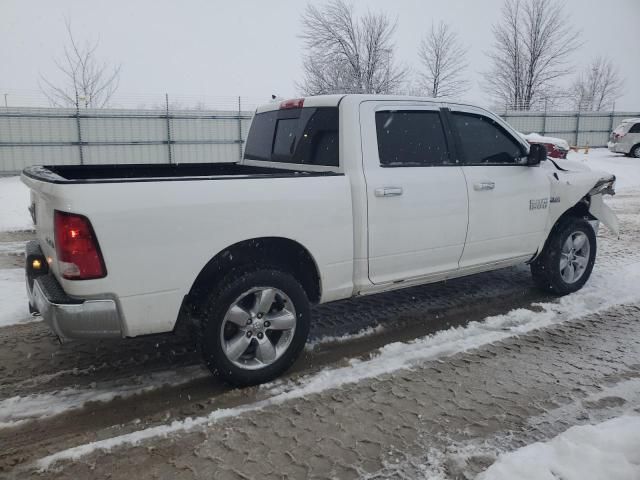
xmin=520 ymin=132 xmax=570 ymax=159
xmin=22 ymin=95 xmax=618 ymax=386
xmin=608 ymin=118 xmax=640 ymax=157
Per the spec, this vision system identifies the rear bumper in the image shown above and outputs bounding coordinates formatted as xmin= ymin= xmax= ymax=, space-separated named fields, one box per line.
xmin=608 ymin=142 xmax=628 ymax=154
xmin=26 ymin=241 xmax=122 ymax=340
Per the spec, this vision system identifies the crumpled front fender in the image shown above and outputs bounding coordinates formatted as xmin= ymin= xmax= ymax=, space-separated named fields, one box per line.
xmin=531 ymin=169 xmax=619 ymax=261
xmin=589 ymin=194 xmax=619 ymax=237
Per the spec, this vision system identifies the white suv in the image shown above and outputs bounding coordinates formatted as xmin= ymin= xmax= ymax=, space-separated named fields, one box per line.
xmin=609 ymin=118 xmax=640 ymax=157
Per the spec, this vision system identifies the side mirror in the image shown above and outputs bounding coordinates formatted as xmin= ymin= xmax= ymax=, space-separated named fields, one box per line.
xmin=527 ymin=143 xmax=547 ymax=166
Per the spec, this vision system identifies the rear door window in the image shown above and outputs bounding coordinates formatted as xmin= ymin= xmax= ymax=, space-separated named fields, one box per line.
xmin=374 ymin=110 xmax=450 ymax=166
xmin=244 ymin=107 xmax=339 ymax=166
xmin=629 ymin=123 xmax=640 ymax=134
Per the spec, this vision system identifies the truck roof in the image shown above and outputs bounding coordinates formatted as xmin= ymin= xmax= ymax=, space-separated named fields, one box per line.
xmin=255 ymin=94 xmax=444 ymax=113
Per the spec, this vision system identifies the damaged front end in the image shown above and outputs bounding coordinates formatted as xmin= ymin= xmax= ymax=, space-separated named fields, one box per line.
xmin=588 ymin=175 xmax=619 ymax=237
xmin=539 ymin=167 xmax=620 ymax=260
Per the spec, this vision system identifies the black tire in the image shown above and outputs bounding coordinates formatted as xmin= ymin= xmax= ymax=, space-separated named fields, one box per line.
xmin=200 ymin=267 xmax=310 ymax=386
xmin=530 ymin=216 xmax=597 ymax=295
xmin=631 ymin=144 xmax=640 ymax=158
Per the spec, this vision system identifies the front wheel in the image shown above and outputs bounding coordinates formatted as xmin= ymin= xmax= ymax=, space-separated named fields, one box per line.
xmin=200 ymin=268 xmax=311 ymax=386
xmin=531 ymin=217 xmax=597 ymax=295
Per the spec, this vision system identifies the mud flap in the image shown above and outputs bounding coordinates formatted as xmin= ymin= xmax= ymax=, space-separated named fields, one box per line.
xmin=589 ymin=194 xmax=619 ymax=237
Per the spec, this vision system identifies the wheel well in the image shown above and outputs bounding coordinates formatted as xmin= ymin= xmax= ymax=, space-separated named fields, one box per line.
xmin=184 ymin=237 xmax=321 ymax=317
xmin=560 ymin=196 xmax=592 ymax=222
xmin=531 ymin=196 xmax=593 ymax=263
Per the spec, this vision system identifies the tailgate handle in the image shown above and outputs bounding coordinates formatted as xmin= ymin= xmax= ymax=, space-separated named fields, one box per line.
xmin=473 ymin=181 xmax=495 ymax=191
xmin=374 ymin=187 xmax=403 ymax=197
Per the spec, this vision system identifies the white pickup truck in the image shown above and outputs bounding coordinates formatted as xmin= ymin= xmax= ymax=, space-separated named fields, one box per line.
xmin=22 ymin=94 xmax=619 ymax=385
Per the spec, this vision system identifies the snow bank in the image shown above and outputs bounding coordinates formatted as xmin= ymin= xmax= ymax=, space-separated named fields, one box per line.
xmin=0 ymin=176 xmax=32 ymax=232
xmin=305 ymin=324 xmax=385 ymax=350
xmin=478 ymin=416 xmax=640 ymax=480
xmin=35 ymin=260 xmax=640 ymax=470
xmin=0 ymin=268 xmax=32 ymax=328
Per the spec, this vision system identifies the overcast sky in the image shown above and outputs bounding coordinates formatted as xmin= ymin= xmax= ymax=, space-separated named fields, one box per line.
xmin=2 ymin=0 xmax=639 ymax=110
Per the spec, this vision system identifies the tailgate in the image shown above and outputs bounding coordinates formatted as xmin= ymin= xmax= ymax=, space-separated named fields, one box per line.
xmin=21 ymin=174 xmax=61 ymax=278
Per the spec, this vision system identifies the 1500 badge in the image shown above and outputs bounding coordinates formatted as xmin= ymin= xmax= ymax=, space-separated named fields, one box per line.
xmin=529 ymin=198 xmax=548 ymax=210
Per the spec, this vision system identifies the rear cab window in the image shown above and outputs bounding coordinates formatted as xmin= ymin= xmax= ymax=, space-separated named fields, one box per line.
xmin=244 ymin=106 xmax=339 ymax=167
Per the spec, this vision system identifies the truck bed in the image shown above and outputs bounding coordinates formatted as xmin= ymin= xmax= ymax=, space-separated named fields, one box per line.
xmin=22 ymin=162 xmax=339 ymax=184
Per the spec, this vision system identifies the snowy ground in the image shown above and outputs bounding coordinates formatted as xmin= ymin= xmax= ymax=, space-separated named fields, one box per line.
xmin=564 ymin=148 xmax=640 ymax=190
xmin=478 ymin=416 xmax=640 ymax=480
xmin=0 ymin=269 xmax=31 ymax=327
xmin=0 ymin=176 xmax=32 ymax=232
xmin=0 ymin=149 xmax=639 ymax=479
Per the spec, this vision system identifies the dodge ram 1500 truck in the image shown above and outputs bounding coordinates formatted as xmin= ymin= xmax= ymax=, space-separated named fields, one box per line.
xmin=22 ymin=94 xmax=619 ymax=386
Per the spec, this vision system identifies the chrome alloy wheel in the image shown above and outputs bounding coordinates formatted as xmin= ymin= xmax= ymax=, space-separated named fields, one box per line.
xmin=560 ymin=231 xmax=591 ymax=284
xmin=220 ymin=287 xmax=297 ymax=370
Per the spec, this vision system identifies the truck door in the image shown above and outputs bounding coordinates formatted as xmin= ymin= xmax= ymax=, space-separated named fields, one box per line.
xmin=447 ymin=106 xmax=551 ymax=268
xmin=360 ymin=101 xmax=469 ymax=285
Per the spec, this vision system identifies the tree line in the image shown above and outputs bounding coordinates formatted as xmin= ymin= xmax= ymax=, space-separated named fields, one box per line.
xmin=298 ymin=0 xmax=624 ymax=111
xmin=40 ymin=0 xmax=623 ymax=111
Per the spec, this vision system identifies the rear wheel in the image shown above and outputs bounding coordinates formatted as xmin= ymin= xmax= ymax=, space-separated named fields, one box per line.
xmin=531 ymin=217 xmax=597 ymax=295
xmin=631 ymin=144 xmax=640 ymax=158
xmin=200 ymin=268 xmax=310 ymax=386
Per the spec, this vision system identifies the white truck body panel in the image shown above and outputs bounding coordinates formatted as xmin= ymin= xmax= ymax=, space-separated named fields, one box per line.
xmin=22 ymin=174 xmax=354 ymax=336
xmin=359 ymin=100 xmax=468 ymax=284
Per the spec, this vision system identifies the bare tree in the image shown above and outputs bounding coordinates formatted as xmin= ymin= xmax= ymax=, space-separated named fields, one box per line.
xmin=418 ymin=22 xmax=468 ymax=98
xmin=298 ymin=0 xmax=406 ymax=95
xmin=483 ymin=0 xmax=580 ymax=110
xmin=40 ymin=20 xmax=121 ymax=108
xmin=571 ymin=56 xmax=623 ymax=111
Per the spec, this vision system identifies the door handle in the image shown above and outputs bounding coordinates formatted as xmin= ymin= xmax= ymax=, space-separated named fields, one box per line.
xmin=374 ymin=187 xmax=403 ymax=197
xmin=473 ymin=181 xmax=495 ymax=191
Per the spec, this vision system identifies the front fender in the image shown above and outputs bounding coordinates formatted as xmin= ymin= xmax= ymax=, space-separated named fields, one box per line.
xmin=532 ymin=169 xmax=618 ymax=260
xmin=589 ymin=194 xmax=619 ymax=237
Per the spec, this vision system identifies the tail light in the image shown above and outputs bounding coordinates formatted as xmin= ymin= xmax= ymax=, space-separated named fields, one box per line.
xmin=54 ymin=211 xmax=107 ymax=280
xmin=614 ymin=132 xmax=626 ymax=140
